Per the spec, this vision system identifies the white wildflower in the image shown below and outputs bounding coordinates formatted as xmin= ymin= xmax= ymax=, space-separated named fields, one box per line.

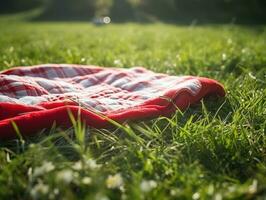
xmin=222 ymin=53 xmax=227 ymax=61
xmin=228 ymin=185 xmax=236 ymax=193
xmin=170 ymin=189 xmax=177 ymax=196
xmin=192 ymin=192 xmax=200 ymax=200
xmin=30 ymin=181 xmax=49 ymax=199
xmin=9 ymin=46 xmax=14 ymax=52
xmin=72 ymin=161 xmax=83 ymax=170
xmin=214 ymin=193 xmax=222 ymax=200
xmin=227 ymin=38 xmax=232 ymax=44
xmin=48 ymin=188 xmax=59 ymax=199
xmin=165 ymin=169 xmax=173 ymax=175
xmin=207 ymin=185 xmax=214 ymax=195
xmin=6 ymin=152 xmax=11 ymax=163
xmin=86 ymin=159 xmax=101 ymax=170
xmin=114 ymin=59 xmax=122 ymax=66
xmin=27 ymin=167 xmax=32 ymax=177
xmin=106 ymin=173 xmax=124 ymax=189
xmin=241 ymin=48 xmax=247 ymax=54
xmin=33 ymin=161 xmax=55 ymax=177
xmin=82 ymin=177 xmax=92 ymax=185
xmin=140 ymin=180 xmax=157 ymax=192
xmin=56 ymin=169 xmax=74 ymax=184
xmin=176 ymin=54 xmax=181 ymax=61
xmin=53 ymin=188 xmax=59 ymax=195
xmin=248 ymin=179 xmax=258 ymax=194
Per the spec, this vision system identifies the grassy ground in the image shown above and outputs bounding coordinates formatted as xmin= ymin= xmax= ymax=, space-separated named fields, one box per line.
xmin=0 ymin=14 xmax=265 ymax=200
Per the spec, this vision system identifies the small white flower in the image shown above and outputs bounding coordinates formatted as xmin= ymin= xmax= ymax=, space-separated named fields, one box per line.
xmin=214 ymin=193 xmax=222 ymax=200
xmin=86 ymin=159 xmax=101 ymax=170
xmin=82 ymin=177 xmax=92 ymax=185
xmin=53 ymin=188 xmax=59 ymax=195
xmin=27 ymin=167 xmax=32 ymax=177
xmin=192 ymin=192 xmax=200 ymax=200
xmin=56 ymin=169 xmax=74 ymax=184
xmin=106 ymin=173 xmax=124 ymax=189
xmin=30 ymin=181 xmax=49 ymax=199
xmin=176 ymin=54 xmax=181 ymax=61
xmin=48 ymin=188 xmax=59 ymax=199
xmin=207 ymin=185 xmax=214 ymax=195
xmin=165 ymin=169 xmax=173 ymax=175
xmin=33 ymin=161 xmax=55 ymax=177
xmin=248 ymin=179 xmax=258 ymax=194
xmin=241 ymin=48 xmax=247 ymax=54
xmin=170 ymin=189 xmax=177 ymax=196
xmin=72 ymin=161 xmax=83 ymax=170
xmin=140 ymin=180 xmax=157 ymax=192
xmin=9 ymin=46 xmax=14 ymax=52
xmin=114 ymin=59 xmax=122 ymax=66
xmin=222 ymin=53 xmax=227 ymax=61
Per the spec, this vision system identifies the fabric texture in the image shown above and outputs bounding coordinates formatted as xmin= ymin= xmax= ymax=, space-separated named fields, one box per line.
xmin=0 ymin=64 xmax=225 ymax=139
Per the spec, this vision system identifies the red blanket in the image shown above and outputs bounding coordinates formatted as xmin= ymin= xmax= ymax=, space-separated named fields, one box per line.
xmin=0 ymin=64 xmax=225 ymax=139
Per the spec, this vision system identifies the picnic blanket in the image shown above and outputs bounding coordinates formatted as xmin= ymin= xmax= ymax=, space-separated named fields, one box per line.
xmin=0 ymin=64 xmax=225 ymax=139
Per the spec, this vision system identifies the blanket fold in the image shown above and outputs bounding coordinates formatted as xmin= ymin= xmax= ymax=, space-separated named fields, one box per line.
xmin=0 ymin=64 xmax=225 ymax=139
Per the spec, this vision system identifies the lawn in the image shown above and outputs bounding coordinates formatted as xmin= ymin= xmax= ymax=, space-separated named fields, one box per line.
xmin=0 ymin=14 xmax=265 ymax=199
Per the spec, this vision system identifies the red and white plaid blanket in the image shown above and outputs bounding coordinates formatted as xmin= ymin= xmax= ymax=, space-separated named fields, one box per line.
xmin=0 ymin=64 xmax=225 ymax=139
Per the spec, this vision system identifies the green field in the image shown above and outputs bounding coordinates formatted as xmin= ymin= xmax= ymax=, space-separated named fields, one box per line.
xmin=0 ymin=14 xmax=265 ymax=199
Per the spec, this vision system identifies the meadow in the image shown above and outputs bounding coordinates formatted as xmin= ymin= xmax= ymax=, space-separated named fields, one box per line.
xmin=0 ymin=14 xmax=265 ymax=199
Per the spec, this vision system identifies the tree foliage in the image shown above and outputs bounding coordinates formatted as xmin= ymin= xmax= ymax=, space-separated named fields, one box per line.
xmin=1 ymin=0 xmax=266 ymax=23
xmin=0 ymin=0 xmax=42 ymax=13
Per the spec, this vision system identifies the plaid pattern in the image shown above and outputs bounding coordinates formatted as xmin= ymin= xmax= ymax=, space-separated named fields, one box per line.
xmin=1 ymin=64 xmax=202 ymax=113
xmin=0 ymin=64 xmax=225 ymax=139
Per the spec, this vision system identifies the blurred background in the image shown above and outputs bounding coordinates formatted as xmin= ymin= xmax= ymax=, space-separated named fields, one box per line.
xmin=1 ymin=0 xmax=266 ymax=24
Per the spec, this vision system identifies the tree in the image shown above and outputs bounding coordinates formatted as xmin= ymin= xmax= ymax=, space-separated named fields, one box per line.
xmin=0 ymin=0 xmax=42 ymax=13
xmin=39 ymin=0 xmax=95 ymax=20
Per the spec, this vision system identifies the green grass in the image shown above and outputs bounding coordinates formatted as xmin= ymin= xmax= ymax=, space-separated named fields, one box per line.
xmin=0 ymin=14 xmax=265 ymax=200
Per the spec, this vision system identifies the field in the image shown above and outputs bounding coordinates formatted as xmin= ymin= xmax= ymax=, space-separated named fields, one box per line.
xmin=0 ymin=14 xmax=265 ymax=199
